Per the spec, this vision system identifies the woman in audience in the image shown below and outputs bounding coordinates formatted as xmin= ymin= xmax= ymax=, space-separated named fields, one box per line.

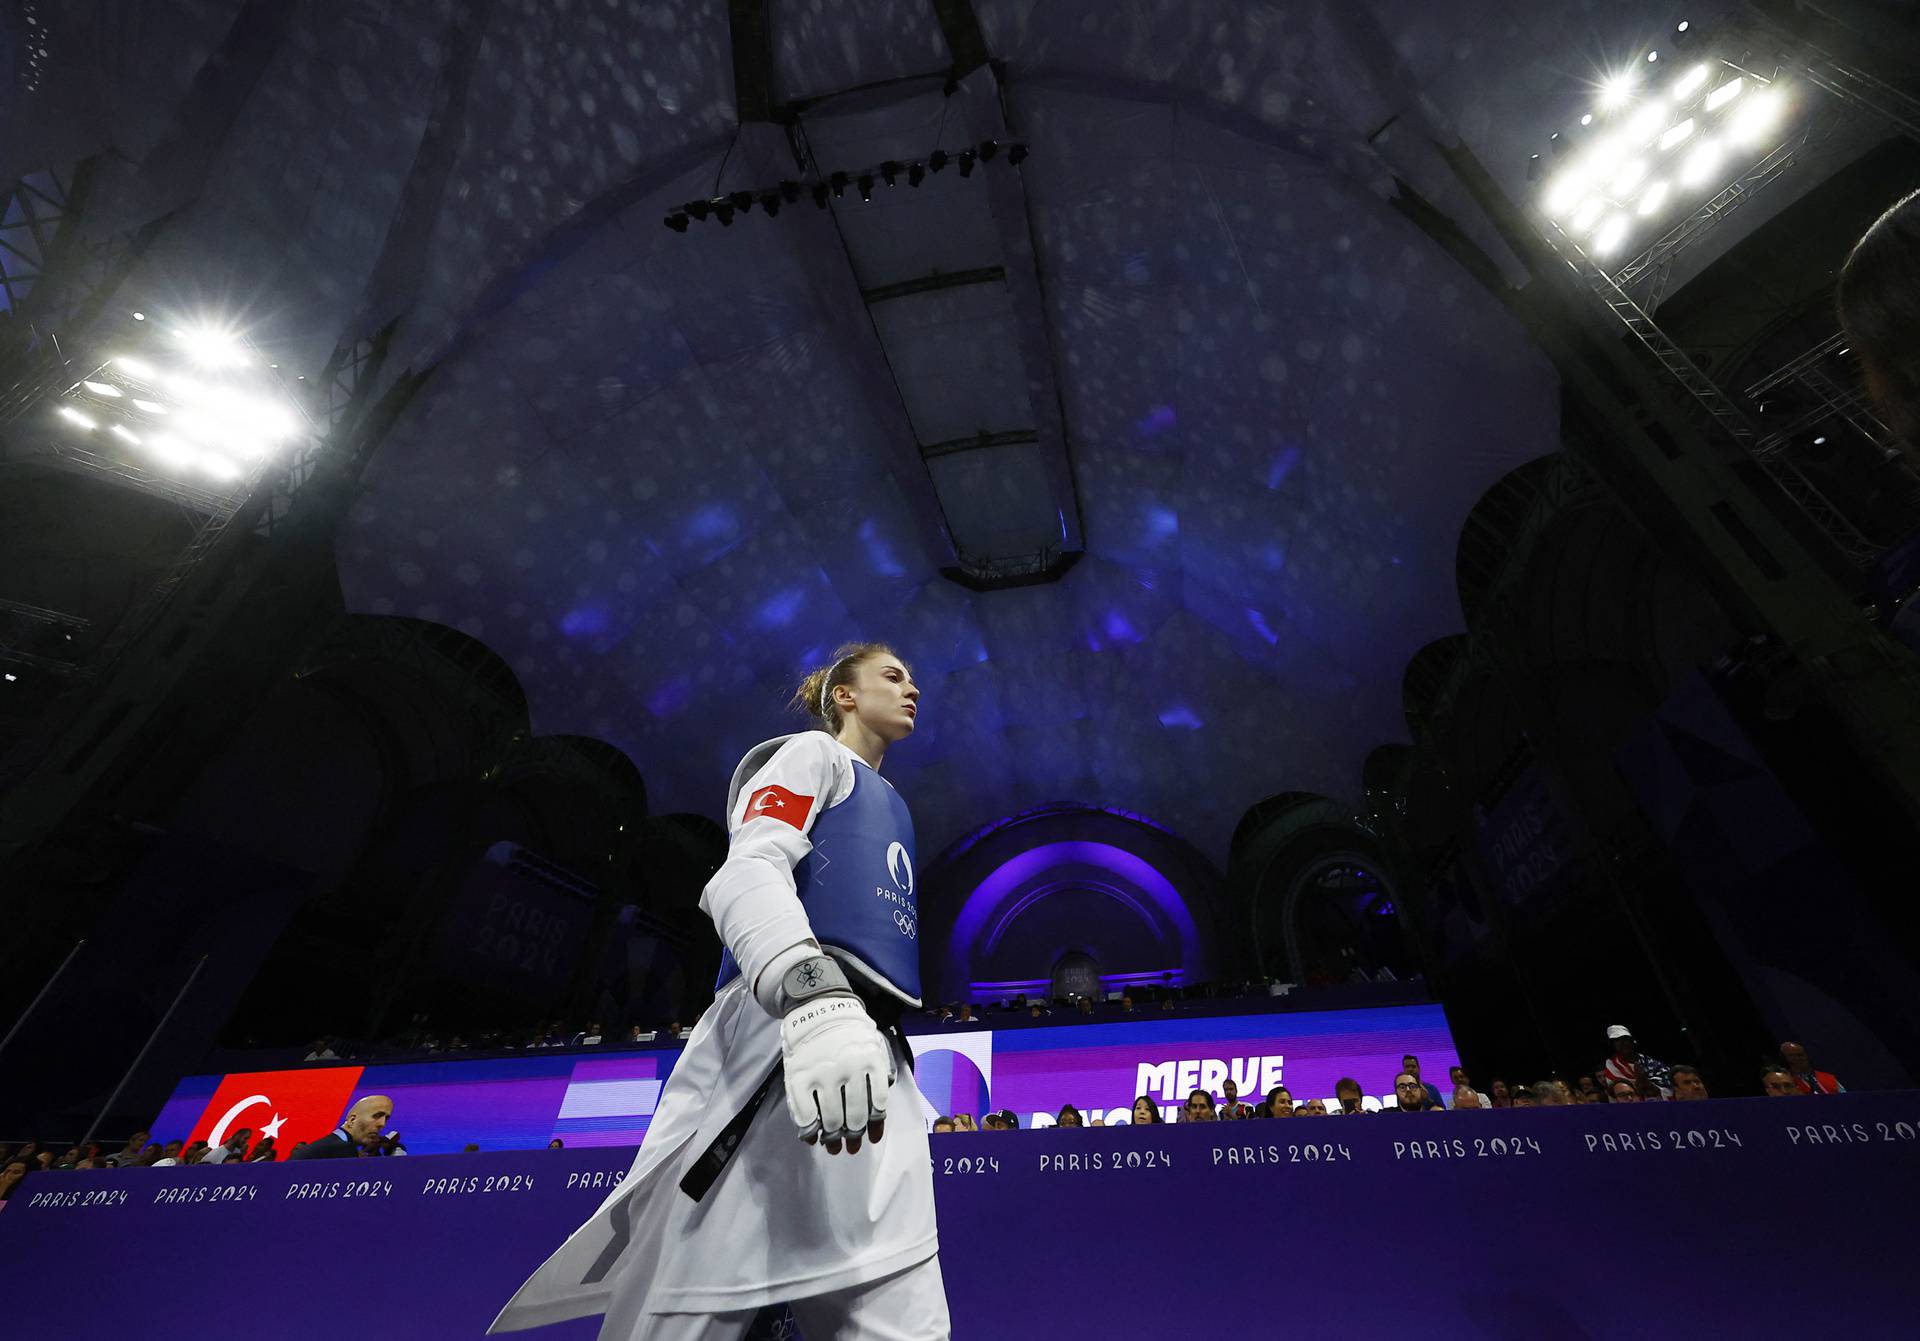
xmin=1054 ymin=1105 xmax=1084 ymax=1128
xmin=0 ymin=1158 xmax=29 ymax=1202
xmin=1487 ymin=1078 xmax=1511 ymax=1108
xmin=1130 ymin=1095 xmax=1162 ymax=1125
xmin=1259 ymin=1086 xmax=1294 ymax=1118
xmin=1179 ymin=1089 xmax=1217 ymax=1123
xmin=1838 ymin=188 xmax=1920 ymax=447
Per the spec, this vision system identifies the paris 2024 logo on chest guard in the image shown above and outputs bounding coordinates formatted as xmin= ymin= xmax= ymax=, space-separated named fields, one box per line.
xmin=883 ymin=840 xmax=915 ymax=938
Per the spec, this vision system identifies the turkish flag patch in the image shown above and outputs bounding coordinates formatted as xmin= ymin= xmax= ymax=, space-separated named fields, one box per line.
xmin=743 ymin=783 xmax=813 ymax=830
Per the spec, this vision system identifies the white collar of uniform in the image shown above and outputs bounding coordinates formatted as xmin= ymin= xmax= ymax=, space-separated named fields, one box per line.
xmin=827 ymin=735 xmax=895 ymax=787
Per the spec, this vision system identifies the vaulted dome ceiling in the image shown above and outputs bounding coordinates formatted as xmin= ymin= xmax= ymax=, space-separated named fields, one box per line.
xmin=13 ymin=0 xmax=1752 ymax=861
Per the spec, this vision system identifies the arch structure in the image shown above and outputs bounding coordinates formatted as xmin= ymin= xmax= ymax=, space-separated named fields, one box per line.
xmin=1228 ymin=792 xmax=1411 ymax=987
xmin=921 ymin=804 xmax=1224 ymax=1006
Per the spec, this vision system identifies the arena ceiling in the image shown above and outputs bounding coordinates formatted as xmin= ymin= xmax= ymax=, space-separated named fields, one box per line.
xmin=7 ymin=0 xmax=1802 ymax=862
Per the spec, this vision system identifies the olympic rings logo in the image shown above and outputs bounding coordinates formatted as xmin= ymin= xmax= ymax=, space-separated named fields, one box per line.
xmin=892 ymin=909 xmax=917 ymax=939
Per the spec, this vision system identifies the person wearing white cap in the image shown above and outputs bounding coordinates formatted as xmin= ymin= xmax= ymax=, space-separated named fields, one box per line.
xmin=1601 ymin=1026 xmax=1673 ymax=1099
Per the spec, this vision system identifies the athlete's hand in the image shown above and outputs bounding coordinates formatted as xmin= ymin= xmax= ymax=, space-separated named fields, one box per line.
xmin=780 ymin=993 xmax=894 ymax=1154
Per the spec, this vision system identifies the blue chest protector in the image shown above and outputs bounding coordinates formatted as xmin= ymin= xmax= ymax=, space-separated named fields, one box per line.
xmin=715 ymin=757 xmax=921 ymax=1005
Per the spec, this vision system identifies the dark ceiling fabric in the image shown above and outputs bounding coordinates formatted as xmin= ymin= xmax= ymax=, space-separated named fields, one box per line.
xmin=333 ymin=11 xmax=1558 ymax=861
xmin=14 ymin=0 xmax=1716 ymax=862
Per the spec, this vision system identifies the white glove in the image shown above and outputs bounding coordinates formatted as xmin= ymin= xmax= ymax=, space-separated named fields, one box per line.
xmin=770 ymin=954 xmax=894 ymax=1154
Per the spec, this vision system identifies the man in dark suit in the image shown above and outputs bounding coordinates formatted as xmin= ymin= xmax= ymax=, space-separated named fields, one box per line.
xmin=291 ymin=1094 xmax=395 ymax=1160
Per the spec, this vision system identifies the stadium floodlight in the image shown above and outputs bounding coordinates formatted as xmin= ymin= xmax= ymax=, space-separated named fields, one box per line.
xmin=1542 ymin=167 xmax=1589 ymax=216
xmin=1625 ymin=102 xmax=1668 ymax=144
xmin=1611 ymin=158 xmax=1650 ymax=196
xmin=1599 ymin=72 xmax=1637 ymax=111
xmin=132 ymin=399 xmax=167 ymax=415
xmin=1726 ymin=86 xmax=1787 ymax=149
xmin=177 ymin=324 xmax=248 ymax=369
xmin=1679 ymin=137 xmax=1724 ymax=186
xmin=1580 ymin=113 xmax=1593 ymax=126
xmin=163 ymin=371 xmax=208 ymax=401
xmin=146 ymin=434 xmax=193 ymax=466
xmin=1658 ymin=118 xmax=1696 ymax=150
xmin=1636 ymin=179 xmax=1672 ymax=215
xmin=57 ymin=406 xmax=97 ymax=430
xmin=1584 ymin=134 xmax=1628 ymax=177
xmin=1591 ymin=214 xmax=1632 ymax=256
xmin=1569 ymin=197 xmax=1608 ymax=233
xmin=1672 ymin=64 xmax=1711 ymax=101
xmin=112 ymin=356 xmax=155 ymax=379
xmin=197 ymin=453 xmax=241 ymax=482
xmin=81 ymin=379 xmax=122 ymax=397
xmin=109 ymin=424 xmax=140 ymax=445
xmin=1704 ymin=77 xmax=1743 ymax=112
xmin=245 ymin=402 xmax=300 ymax=441
xmin=171 ymin=412 xmax=228 ymax=450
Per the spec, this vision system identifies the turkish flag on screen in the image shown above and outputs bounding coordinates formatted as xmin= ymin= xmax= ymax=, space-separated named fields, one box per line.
xmin=185 ymin=1067 xmax=366 ymax=1159
xmin=742 ymin=784 xmax=813 ymax=830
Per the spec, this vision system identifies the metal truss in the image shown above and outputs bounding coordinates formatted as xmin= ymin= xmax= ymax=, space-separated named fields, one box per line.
xmin=1792 ymin=41 xmax=1920 ymax=141
xmin=1536 ymin=25 xmax=1920 ymax=571
xmin=1745 ymin=331 xmax=1907 ymax=461
xmin=0 ymin=160 xmax=168 ymax=348
xmin=0 ymin=169 xmax=67 ymax=319
xmin=257 ymin=331 xmax=385 ymax=536
xmin=47 ymin=439 xmax=240 ymax=515
xmin=1610 ymin=97 xmax=1861 ymax=316
xmin=0 ymin=599 xmax=90 ymax=675
xmin=1516 ymin=3 xmax=1920 ymax=572
xmin=941 ymin=545 xmax=1082 ymax=590
xmin=1568 ymin=245 xmax=1884 ymax=566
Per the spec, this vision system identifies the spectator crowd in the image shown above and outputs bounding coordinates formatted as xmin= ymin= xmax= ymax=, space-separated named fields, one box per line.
xmin=926 ymin=1028 xmax=1847 ymax=1131
xmin=0 ymin=1024 xmax=1853 ymax=1199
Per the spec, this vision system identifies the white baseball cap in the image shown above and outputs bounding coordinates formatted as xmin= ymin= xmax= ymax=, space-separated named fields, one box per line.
xmin=1606 ymin=1025 xmax=1633 ymax=1040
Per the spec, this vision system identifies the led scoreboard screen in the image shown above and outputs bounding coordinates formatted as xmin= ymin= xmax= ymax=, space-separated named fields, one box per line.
xmin=914 ymin=1003 xmax=1459 ymax=1125
xmin=151 ymin=1004 xmax=1459 ymax=1152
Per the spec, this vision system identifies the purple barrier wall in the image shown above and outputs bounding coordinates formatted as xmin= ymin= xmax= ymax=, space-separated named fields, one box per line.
xmin=2 ymin=1094 xmax=1914 ymax=1338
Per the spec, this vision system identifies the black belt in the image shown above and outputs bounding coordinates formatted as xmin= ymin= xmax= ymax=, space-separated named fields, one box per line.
xmin=679 ymin=987 xmax=912 ymax=1203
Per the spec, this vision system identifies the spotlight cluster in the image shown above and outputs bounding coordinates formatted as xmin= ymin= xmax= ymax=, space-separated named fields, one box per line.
xmin=1531 ymin=20 xmax=1792 ymax=263
xmin=21 ymin=0 xmax=46 ymax=94
xmin=49 ymin=318 xmax=306 ymax=490
xmin=663 ymin=140 xmax=1030 ymax=232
